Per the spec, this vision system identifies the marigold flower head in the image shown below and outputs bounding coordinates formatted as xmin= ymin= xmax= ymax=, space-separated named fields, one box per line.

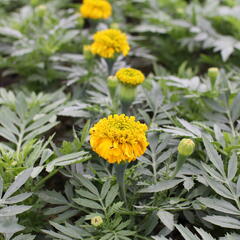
xmin=80 ymin=0 xmax=112 ymax=19
xmin=90 ymin=114 xmax=149 ymax=164
xmin=91 ymin=216 xmax=103 ymax=227
xmin=116 ymin=68 xmax=145 ymax=86
xmin=90 ymin=29 xmax=130 ymax=58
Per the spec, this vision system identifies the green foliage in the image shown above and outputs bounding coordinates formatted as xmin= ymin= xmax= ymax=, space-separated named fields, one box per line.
xmin=1 ymin=0 xmax=240 ymax=239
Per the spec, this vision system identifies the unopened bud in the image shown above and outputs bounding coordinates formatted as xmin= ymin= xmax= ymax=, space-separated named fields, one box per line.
xmin=120 ymin=84 xmax=136 ymax=104
xmin=110 ymin=23 xmax=119 ymax=29
xmin=11 ymin=161 xmax=18 ymax=167
xmin=36 ymin=5 xmax=47 ymax=17
xmin=91 ymin=216 xmax=103 ymax=227
xmin=208 ymin=67 xmax=219 ymax=87
xmin=178 ymin=139 xmax=195 ymax=157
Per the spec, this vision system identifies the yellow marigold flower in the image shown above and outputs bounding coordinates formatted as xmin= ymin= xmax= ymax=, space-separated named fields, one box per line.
xmin=90 ymin=29 xmax=130 ymax=58
xmin=90 ymin=114 xmax=149 ymax=164
xmin=116 ymin=68 xmax=145 ymax=86
xmin=80 ymin=0 xmax=112 ymax=19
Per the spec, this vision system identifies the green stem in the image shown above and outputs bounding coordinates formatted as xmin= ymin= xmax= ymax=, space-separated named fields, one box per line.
xmin=115 ymin=163 xmax=127 ymax=204
xmin=171 ymin=154 xmax=187 ymax=179
xmin=16 ymin=123 xmax=25 ymax=160
xmin=32 ymin=167 xmax=61 ymax=192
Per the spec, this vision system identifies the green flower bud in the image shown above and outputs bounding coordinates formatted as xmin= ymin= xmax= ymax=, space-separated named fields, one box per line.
xmin=31 ymin=0 xmax=40 ymax=6
xmin=208 ymin=67 xmax=219 ymax=87
xmin=119 ymin=84 xmax=136 ymax=113
xmin=36 ymin=5 xmax=47 ymax=17
xmin=11 ymin=161 xmax=18 ymax=167
xmin=178 ymin=139 xmax=195 ymax=157
xmin=110 ymin=23 xmax=120 ymax=29
xmin=91 ymin=216 xmax=103 ymax=227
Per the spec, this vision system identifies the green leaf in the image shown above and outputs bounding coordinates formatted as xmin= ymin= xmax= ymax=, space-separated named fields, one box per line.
xmin=3 ymin=168 xmax=32 ymax=200
xmin=0 ymin=216 xmax=24 ymax=234
xmin=175 ymin=224 xmax=200 ymax=240
xmin=101 ymin=181 xmax=111 ymax=200
xmin=140 ymin=179 xmax=183 ymax=193
xmin=76 ymin=189 xmax=99 ymax=201
xmin=4 ymin=193 xmax=32 ymax=204
xmin=203 ymin=137 xmax=225 ymax=176
xmin=46 ymin=151 xmax=90 ymax=172
xmin=228 ymin=153 xmax=237 ymax=181
xmin=105 ymin=185 xmax=119 ymax=207
xmin=11 ymin=234 xmax=35 ymax=240
xmin=198 ymin=197 xmax=240 ymax=215
xmin=74 ymin=175 xmax=99 ymax=196
xmin=203 ymin=215 xmax=240 ymax=229
xmin=50 ymin=221 xmax=83 ymax=239
xmin=206 ymin=177 xmax=234 ymax=200
xmin=157 ymin=210 xmax=174 ymax=230
xmin=80 ymin=120 xmax=91 ymax=146
xmin=194 ymin=227 xmax=215 ymax=240
xmin=0 ymin=205 xmax=31 ymax=217
xmin=73 ymin=198 xmax=103 ymax=210
xmin=41 ymin=229 xmax=72 ymax=240
xmin=38 ymin=190 xmax=68 ymax=205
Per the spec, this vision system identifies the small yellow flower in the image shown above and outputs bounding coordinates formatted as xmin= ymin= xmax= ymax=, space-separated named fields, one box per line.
xmin=91 ymin=216 xmax=103 ymax=227
xmin=90 ymin=114 xmax=149 ymax=164
xmin=90 ymin=29 xmax=130 ymax=58
xmin=116 ymin=68 xmax=145 ymax=86
xmin=80 ymin=0 xmax=112 ymax=19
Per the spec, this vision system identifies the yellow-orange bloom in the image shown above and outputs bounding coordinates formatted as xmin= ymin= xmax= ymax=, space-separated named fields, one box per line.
xmin=90 ymin=29 xmax=130 ymax=58
xmin=116 ymin=68 xmax=145 ymax=86
xmin=80 ymin=0 xmax=112 ymax=19
xmin=90 ymin=114 xmax=149 ymax=164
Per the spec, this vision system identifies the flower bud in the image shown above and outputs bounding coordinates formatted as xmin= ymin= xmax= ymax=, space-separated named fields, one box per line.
xmin=208 ymin=67 xmax=219 ymax=87
xmin=91 ymin=216 xmax=103 ymax=227
xmin=11 ymin=161 xmax=18 ymax=167
xmin=178 ymin=139 xmax=195 ymax=157
xmin=110 ymin=23 xmax=120 ymax=29
xmin=119 ymin=84 xmax=136 ymax=111
xmin=36 ymin=5 xmax=47 ymax=17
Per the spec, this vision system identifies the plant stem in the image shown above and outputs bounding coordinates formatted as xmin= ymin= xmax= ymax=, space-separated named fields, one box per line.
xmin=115 ymin=163 xmax=127 ymax=204
xmin=32 ymin=167 xmax=61 ymax=192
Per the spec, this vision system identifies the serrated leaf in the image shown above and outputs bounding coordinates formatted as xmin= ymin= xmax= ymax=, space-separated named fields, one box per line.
xmin=0 ymin=205 xmax=31 ymax=217
xmin=198 ymin=197 xmax=240 ymax=215
xmin=203 ymin=215 xmax=240 ymax=229
xmin=157 ymin=210 xmax=174 ymax=230
xmin=101 ymin=181 xmax=111 ymax=200
xmin=75 ymin=175 xmax=99 ymax=196
xmin=105 ymin=185 xmax=119 ymax=207
xmin=73 ymin=198 xmax=103 ymax=210
xmin=203 ymin=137 xmax=225 ymax=176
xmin=228 ymin=153 xmax=237 ymax=181
xmin=3 ymin=168 xmax=32 ymax=200
xmin=140 ymin=179 xmax=183 ymax=193
xmin=176 ymin=224 xmax=200 ymax=240
xmin=206 ymin=177 xmax=234 ymax=200
xmin=38 ymin=190 xmax=68 ymax=205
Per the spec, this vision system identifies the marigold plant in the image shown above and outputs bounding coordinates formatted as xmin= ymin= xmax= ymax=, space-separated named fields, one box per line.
xmin=80 ymin=0 xmax=112 ymax=19
xmin=90 ymin=29 xmax=130 ymax=58
xmin=116 ymin=68 xmax=145 ymax=86
xmin=90 ymin=114 xmax=149 ymax=164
